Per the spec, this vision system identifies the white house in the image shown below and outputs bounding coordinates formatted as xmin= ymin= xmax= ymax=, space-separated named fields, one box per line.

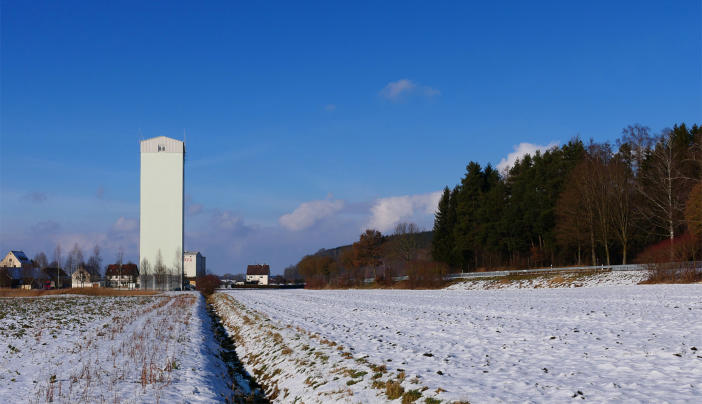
xmin=71 ymin=266 xmax=103 ymax=288
xmin=0 ymin=251 xmax=32 ymax=288
xmin=0 ymin=250 xmax=31 ymax=269
xmin=106 ymin=264 xmax=139 ymax=289
xmin=246 ymin=264 xmax=270 ymax=285
xmin=184 ymin=251 xmax=206 ymax=279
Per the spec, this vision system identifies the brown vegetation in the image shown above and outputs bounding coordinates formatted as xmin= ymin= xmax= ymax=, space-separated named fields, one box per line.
xmin=195 ymin=274 xmax=221 ymax=296
xmin=0 ymin=288 xmax=158 ymax=297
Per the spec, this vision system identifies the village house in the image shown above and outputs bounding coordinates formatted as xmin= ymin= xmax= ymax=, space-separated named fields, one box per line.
xmin=38 ymin=267 xmax=70 ymax=289
xmin=0 ymin=250 xmax=32 ymax=288
xmin=105 ymin=263 xmax=139 ymax=289
xmin=246 ymin=264 xmax=270 ymax=285
xmin=71 ymin=266 xmax=104 ymax=288
xmin=0 ymin=250 xmax=32 ymax=269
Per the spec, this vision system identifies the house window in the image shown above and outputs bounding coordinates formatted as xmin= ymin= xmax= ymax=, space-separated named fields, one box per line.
xmin=158 ymin=144 xmax=165 ymax=152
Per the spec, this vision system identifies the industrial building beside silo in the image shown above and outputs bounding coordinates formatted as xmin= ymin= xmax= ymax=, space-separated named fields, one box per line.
xmin=139 ymin=136 xmax=184 ymax=289
xmin=184 ymin=251 xmax=206 ymax=281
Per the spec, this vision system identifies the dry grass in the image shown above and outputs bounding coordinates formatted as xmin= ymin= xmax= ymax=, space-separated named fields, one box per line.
xmin=641 ymin=262 xmax=702 ymax=284
xmin=0 ymin=288 xmax=159 ymax=297
xmin=386 ymin=380 xmax=404 ymax=400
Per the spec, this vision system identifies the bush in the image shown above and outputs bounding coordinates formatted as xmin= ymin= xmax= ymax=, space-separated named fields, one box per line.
xmin=402 ymin=389 xmax=422 ymax=403
xmin=635 ymin=233 xmax=702 ymax=283
xmin=196 ymin=275 xmax=221 ymax=296
xmin=635 ymin=233 xmax=700 ymax=264
xmin=406 ymin=260 xmax=447 ymax=288
xmin=642 ymin=261 xmax=702 ymax=284
xmin=386 ymin=380 xmax=404 ymax=400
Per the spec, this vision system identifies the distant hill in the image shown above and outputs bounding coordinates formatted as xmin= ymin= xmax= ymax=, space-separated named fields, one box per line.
xmin=311 ymin=231 xmax=434 ymax=259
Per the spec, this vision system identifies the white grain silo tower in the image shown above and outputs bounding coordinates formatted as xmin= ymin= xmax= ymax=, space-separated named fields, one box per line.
xmin=140 ymin=136 xmax=184 ymax=290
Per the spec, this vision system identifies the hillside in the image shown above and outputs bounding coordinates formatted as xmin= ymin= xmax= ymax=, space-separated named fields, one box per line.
xmin=311 ymin=231 xmax=434 ymax=260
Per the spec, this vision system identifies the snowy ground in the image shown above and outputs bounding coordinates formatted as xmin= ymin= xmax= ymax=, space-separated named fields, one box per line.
xmin=226 ymin=285 xmax=702 ymax=403
xmin=445 ymin=270 xmax=649 ymax=290
xmin=0 ymin=293 xmax=232 ymax=403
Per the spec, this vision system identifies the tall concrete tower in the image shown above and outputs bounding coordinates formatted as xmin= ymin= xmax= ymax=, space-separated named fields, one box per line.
xmin=140 ymin=136 xmax=184 ymax=289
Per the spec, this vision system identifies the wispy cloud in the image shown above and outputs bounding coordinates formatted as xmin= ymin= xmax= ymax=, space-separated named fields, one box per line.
xmin=365 ymin=191 xmax=442 ymax=233
xmin=30 ymin=220 xmax=61 ymax=234
xmin=497 ymin=142 xmax=559 ymax=173
xmin=279 ymin=197 xmax=344 ymax=231
xmin=380 ymin=79 xmax=416 ymax=100
xmin=111 ymin=216 xmax=138 ymax=232
xmin=24 ymin=192 xmax=47 ymax=203
xmin=188 ymin=203 xmax=203 ymax=216
xmin=324 ymin=104 xmax=336 ymax=111
xmin=379 ymin=79 xmax=440 ymax=101
xmin=211 ymin=210 xmax=254 ymax=235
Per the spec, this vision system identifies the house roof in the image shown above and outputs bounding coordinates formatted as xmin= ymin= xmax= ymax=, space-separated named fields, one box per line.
xmin=247 ymin=264 xmax=270 ymax=276
xmin=41 ymin=268 xmax=69 ymax=280
xmin=74 ymin=266 xmax=101 ymax=278
xmin=10 ymin=251 xmax=30 ymax=263
xmin=105 ymin=263 xmax=139 ymax=277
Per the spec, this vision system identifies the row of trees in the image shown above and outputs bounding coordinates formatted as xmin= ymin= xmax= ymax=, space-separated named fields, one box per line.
xmin=139 ymin=248 xmax=182 ymax=291
xmin=25 ymin=244 xmax=185 ymax=290
xmin=432 ymin=123 xmax=702 ymax=270
xmin=294 ymin=224 xmax=442 ymax=287
xmin=29 ymin=243 xmax=106 ymax=275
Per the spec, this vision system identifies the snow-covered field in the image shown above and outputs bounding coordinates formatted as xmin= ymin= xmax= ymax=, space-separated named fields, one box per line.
xmin=0 ymin=293 xmax=232 ymax=403
xmin=227 ymin=285 xmax=702 ymax=403
xmin=446 ymin=270 xmax=649 ymax=290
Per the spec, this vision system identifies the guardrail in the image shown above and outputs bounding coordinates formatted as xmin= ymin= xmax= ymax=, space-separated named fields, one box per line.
xmin=362 ymin=261 xmax=701 ymax=283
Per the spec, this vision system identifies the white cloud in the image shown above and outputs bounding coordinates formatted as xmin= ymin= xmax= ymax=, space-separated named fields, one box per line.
xmin=497 ymin=142 xmax=559 ymax=173
xmin=211 ymin=210 xmax=251 ymax=234
xmin=380 ymin=79 xmax=417 ymax=100
xmin=324 ymin=104 xmax=336 ymax=111
xmin=379 ymin=79 xmax=440 ymax=101
xmin=365 ymin=191 xmax=442 ymax=233
xmin=279 ymin=198 xmax=344 ymax=231
xmin=111 ymin=217 xmax=138 ymax=232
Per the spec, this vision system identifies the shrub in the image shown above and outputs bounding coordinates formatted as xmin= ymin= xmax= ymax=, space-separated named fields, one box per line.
xmin=386 ymin=380 xmax=404 ymax=400
xmin=406 ymin=260 xmax=447 ymax=289
xmin=196 ymin=275 xmax=221 ymax=296
xmin=636 ymin=233 xmax=702 ymax=283
xmin=402 ymin=389 xmax=422 ymax=403
xmin=635 ymin=233 xmax=700 ymax=264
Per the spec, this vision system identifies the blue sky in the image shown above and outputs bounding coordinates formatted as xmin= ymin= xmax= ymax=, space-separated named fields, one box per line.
xmin=1 ymin=1 xmax=700 ymax=274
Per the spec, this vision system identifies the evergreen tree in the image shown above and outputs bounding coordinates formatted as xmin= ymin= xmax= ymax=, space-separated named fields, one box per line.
xmin=453 ymin=162 xmax=487 ymax=270
xmin=431 ymin=187 xmax=453 ymax=264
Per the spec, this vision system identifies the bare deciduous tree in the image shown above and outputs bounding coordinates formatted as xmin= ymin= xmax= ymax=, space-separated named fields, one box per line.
xmin=555 ymin=177 xmax=589 ymax=265
xmin=608 ymin=157 xmax=635 ymax=264
xmin=154 ymin=249 xmax=166 ymax=290
xmin=65 ymin=243 xmax=84 ymax=275
xmin=33 ymin=252 xmax=48 ymax=270
xmin=392 ymin=222 xmax=421 ymax=264
xmin=53 ymin=244 xmax=63 ymax=288
xmin=140 ymin=258 xmax=151 ymax=290
xmin=637 ymin=130 xmax=693 ymax=249
xmin=173 ymin=247 xmax=182 ymax=290
xmin=86 ymin=245 xmax=103 ymax=277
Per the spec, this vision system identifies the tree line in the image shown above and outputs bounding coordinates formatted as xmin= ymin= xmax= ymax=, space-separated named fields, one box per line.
xmin=432 ymin=123 xmax=702 ymax=270
xmin=291 ymin=122 xmax=701 ymax=287
xmin=292 ymin=225 xmax=443 ymax=288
